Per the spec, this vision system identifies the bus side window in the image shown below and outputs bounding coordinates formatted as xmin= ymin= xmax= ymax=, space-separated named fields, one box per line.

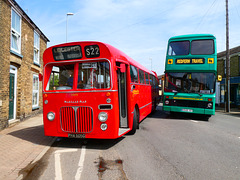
xmin=130 ymin=65 xmax=138 ymax=83
xmin=139 ymin=69 xmax=144 ymax=84
xmin=145 ymin=73 xmax=149 ymax=84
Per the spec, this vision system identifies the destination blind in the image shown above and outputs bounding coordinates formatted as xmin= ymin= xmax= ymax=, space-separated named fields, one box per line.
xmin=175 ymin=58 xmax=205 ymax=64
xmin=52 ymin=45 xmax=82 ymax=61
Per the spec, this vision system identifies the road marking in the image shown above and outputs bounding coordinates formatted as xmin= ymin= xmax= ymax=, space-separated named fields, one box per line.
xmin=55 ymin=149 xmax=78 ymax=180
xmin=75 ymin=145 xmax=86 ymax=180
xmin=190 ymin=120 xmax=199 ymax=123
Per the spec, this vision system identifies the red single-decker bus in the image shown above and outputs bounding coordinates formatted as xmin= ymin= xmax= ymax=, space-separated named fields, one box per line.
xmin=42 ymin=41 xmax=159 ymax=139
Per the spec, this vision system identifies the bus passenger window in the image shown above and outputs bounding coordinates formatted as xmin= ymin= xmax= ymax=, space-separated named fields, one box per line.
xmin=139 ymin=69 xmax=144 ymax=84
xmin=130 ymin=65 xmax=138 ymax=83
xmin=145 ymin=73 xmax=149 ymax=84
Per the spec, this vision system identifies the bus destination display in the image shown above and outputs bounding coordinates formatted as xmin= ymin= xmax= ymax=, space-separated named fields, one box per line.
xmin=175 ymin=58 xmax=205 ymax=64
xmin=84 ymin=45 xmax=100 ymax=58
xmin=52 ymin=45 xmax=82 ymax=61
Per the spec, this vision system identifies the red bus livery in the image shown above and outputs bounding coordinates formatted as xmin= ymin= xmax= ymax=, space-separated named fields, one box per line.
xmin=42 ymin=41 xmax=159 ymax=139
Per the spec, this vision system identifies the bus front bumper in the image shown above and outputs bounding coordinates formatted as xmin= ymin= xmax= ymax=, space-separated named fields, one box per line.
xmin=163 ymin=106 xmax=215 ymax=115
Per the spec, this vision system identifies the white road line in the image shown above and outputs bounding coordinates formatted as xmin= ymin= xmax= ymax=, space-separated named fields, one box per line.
xmin=190 ymin=120 xmax=199 ymax=123
xmin=55 ymin=149 xmax=78 ymax=180
xmin=75 ymin=145 xmax=86 ymax=180
xmin=55 ymin=152 xmax=62 ymax=180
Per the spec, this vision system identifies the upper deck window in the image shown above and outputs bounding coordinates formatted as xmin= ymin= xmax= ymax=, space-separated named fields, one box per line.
xmin=191 ymin=39 xmax=214 ymax=55
xmin=34 ymin=31 xmax=40 ymax=64
xmin=11 ymin=9 xmax=21 ymax=54
xmin=168 ymin=41 xmax=190 ymax=56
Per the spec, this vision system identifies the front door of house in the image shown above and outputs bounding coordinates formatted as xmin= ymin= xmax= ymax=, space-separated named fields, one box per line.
xmin=9 ymin=73 xmax=15 ymax=120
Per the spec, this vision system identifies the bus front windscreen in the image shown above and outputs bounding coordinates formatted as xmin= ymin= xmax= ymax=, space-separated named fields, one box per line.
xmin=46 ymin=61 xmax=110 ymax=90
xmin=165 ymin=72 xmax=215 ymax=94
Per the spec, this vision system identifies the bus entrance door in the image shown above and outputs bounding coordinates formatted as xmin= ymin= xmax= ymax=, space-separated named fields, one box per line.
xmin=117 ymin=63 xmax=128 ymax=128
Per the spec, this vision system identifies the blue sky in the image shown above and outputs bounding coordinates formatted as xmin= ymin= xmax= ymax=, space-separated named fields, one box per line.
xmin=16 ymin=0 xmax=240 ymax=75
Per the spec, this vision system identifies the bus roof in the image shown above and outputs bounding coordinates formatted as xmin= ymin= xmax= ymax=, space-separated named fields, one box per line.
xmin=44 ymin=41 xmax=155 ymax=76
xmin=103 ymin=42 xmax=155 ymax=75
xmin=169 ymin=34 xmax=216 ymax=41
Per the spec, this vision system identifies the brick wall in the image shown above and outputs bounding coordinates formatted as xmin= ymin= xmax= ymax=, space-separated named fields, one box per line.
xmin=0 ymin=0 xmax=11 ymax=129
xmin=217 ymin=59 xmax=224 ymax=77
xmin=217 ymin=55 xmax=240 ymax=78
xmin=230 ymin=55 xmax=239 ymax=77
xmin=0 ymin=0 xmax=48 ymax=130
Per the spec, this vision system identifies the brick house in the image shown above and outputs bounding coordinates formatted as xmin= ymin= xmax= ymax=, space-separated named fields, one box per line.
xmin=217 ymin=46 xmax=240 ymax=107
xmin=0 ymin=0 xmax=49 ymax=130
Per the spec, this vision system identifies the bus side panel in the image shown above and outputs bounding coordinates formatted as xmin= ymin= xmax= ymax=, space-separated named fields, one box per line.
xmin=139 ymin=85 xmax=152 ymax=122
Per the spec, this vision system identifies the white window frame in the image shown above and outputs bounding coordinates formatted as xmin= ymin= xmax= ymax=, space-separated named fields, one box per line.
xmin=34 ymin=31 xmax=40 ymax=64
xmin=32 ymin=74 xmax=39 ymax=108
xmin=11 ymin=8 xmax=21 ymax=54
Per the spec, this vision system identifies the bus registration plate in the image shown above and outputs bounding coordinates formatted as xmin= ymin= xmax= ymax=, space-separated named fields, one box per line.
xmin=181 ymin=109 xmax=193 ymax=112
xmin=68 ymin=133 xmax=85 ymax=138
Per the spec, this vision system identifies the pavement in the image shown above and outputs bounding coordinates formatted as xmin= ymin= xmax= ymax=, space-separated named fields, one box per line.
xmin=0 ymin=107 xmax=239 ymax=180
xmin=0 ymin=113 xmax=55 ymax=180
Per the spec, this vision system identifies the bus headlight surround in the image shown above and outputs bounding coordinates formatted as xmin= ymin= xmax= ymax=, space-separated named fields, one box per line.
xmin=100 ymin=123 xmax=108 ymax=131
xmin=98 ymin=112 xmax=108 ymax=122
xmin=47 ymin=112 xmax=55 ymax=121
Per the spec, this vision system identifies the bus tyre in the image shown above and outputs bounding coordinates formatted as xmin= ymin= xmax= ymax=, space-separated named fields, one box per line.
xmin=204 ymin=115 xmax=211 ymax=121
xmin=128 ymin=109 xmax=138 ymax=135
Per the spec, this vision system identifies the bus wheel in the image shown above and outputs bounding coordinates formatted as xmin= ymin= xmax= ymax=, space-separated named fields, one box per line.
xmin=128 ymin=109 xmax=138 ymax=135
xmin=204 ymin=115 xmax=211 ymax=121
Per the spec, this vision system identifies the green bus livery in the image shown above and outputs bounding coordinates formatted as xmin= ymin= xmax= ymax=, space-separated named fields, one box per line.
xmin=163 ymin=34 xmax=217 ymax=119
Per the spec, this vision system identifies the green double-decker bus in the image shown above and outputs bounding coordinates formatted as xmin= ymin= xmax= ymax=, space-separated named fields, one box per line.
xmin=163 ymin=34 xmax=217 ymax=119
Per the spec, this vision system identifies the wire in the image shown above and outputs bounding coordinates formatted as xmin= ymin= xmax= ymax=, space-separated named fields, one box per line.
xmin=193 ymin=0 xmax=218 ymax=33
xmin=98 ymin=0 xmax=193 ymax=39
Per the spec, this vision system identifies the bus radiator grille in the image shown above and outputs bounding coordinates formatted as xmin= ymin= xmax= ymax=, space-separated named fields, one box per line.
xmin=60 ymin=106 xmax=93 ymax=133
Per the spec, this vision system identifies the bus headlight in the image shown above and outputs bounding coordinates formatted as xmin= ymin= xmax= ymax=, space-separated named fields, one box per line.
xmin=165 ymin=100 xmax=170 ymax=105
xmin=100 ymin=123 xmax=108 ymax=131
xmin=98 ymin=112 xmax=108 ymax=122
xmin=47 ymin=112 xmax=55 ymax=121
xmin=207 ymin=103 xmax=213 ymax=109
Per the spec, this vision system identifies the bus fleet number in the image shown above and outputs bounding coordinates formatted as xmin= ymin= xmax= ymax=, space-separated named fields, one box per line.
xmin=85 ymin=45 xmax=100 ymax=58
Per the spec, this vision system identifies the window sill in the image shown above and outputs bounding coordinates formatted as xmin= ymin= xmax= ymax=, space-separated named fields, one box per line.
xmin=32 ymin=106 xmax=40 ymax=110
xmin=33 ymin=62 xmax=41 ymax=67
xmin=10 ymin=50 xmax=23 ymax=59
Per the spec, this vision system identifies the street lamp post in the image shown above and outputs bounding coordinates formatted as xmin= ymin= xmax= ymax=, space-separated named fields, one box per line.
xmin=66 ymin=12 xmax=74 ymax=42
xmin=150 ymin=58 xmax=152 ymax=70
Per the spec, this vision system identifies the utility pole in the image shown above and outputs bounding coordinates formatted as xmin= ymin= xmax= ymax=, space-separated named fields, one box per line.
xmin=226 ymin=0 xmax=230 ymax=112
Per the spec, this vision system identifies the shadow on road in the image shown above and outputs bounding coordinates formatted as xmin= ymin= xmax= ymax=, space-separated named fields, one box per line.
xmin=52 ymin=136 xmax=125 ymax=150
xmin=8 ymin=125 xmax=54 ymax=146
xmin=147 ymin=105 xmax=209 ymax=121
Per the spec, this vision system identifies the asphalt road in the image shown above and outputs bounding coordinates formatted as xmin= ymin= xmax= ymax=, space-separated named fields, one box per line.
xmin=24 ymin=106 xmax=240 ymax=180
